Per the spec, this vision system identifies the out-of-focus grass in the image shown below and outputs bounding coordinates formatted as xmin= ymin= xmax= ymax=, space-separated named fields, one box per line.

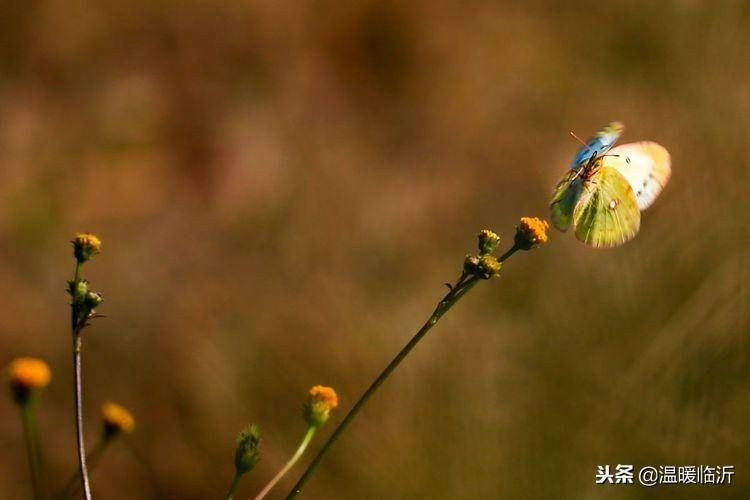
xmin=0 ymin=1 xmax=748 ymax=498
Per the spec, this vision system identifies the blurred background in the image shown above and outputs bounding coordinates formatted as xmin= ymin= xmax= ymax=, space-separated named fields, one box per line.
xmin=1 ymin=0 xmax=748 ymax=498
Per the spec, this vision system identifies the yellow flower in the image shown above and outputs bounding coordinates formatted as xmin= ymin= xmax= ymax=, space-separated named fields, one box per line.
xmin=102 ymin=402 xmax=136 ymax=436
xmin=304 ymin=386 xmax=339 ymax=427
xmin=7 ymin=357 xmax=51 ymax=405
xmin=73 ymin=233 xmax=101 ymax=262
xmin=477 ymin=229 xmax=501 ymax=255
xmin=8 ymin=357 xmax=51 ymax=390
xmin=514 ymin=217 xmax=549 ymax=250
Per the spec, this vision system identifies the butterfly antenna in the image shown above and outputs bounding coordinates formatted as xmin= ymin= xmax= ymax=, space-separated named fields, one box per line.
xmin=569 ymin=131 xmax=592 ymax=150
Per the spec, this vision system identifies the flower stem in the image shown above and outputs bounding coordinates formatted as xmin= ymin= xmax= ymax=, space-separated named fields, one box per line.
xmin=20 ymin=403 xmax=43 ymax=500
xmin=226 ymin=472 xmax=242 ymax=500
xmin=71 ymin=259 xmax=92 ymax=500
xmin=285 ymin=243 xmax=521 ymax=499
xmin=255 ymin=426 xmax=317 ymax=500
xmin=498 ymin=244 xmax=519 ymax=263
xmin=73 ymin=331 xmax=92 ymax=500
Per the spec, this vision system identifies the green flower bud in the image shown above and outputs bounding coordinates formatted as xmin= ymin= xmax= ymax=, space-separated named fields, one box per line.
xmin=234 ymin=424 xmax=261 ymax=475
xmin=68 ymin=279 xmax=89 ymax=303
xmin=477 ymin=229 xmax=501 ymax=255
xmin=84 ymin=291 xmax=103 ymax=310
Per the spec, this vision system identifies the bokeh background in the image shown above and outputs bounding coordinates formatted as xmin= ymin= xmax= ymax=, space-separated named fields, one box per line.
xmin=1 ymin=1 xmax=749 ymax=498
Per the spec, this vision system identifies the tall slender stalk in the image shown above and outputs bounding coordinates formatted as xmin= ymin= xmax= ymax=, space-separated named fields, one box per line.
xmin=20 ymin=403 xmax=43 ymax=500
xmin=255 ymin=426 xmax=316 ymax=500
xmin=285 ymin=244 xmax=520 ymax=498
xmin=72 ymin=333 xmax=92 ymax=499
xmin=71 ymin=257 xmax=92 ymax=500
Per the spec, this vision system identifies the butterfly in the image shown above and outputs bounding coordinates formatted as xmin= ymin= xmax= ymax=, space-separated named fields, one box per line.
xmin=550 ymin=122 xmax=671 ymax=248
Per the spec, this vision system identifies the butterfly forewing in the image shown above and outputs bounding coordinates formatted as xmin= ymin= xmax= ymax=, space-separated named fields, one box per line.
xmin=572 ymin=165 xmax=641 ymax=248
xmin=570 ymin=121 xmax=625 ymax=168
xmin=605 ymin=141 xmax=671 ymax=211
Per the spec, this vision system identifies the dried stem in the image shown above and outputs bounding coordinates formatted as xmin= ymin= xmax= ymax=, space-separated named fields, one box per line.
xmin=73 ymin=332 xmax=92 ymax=500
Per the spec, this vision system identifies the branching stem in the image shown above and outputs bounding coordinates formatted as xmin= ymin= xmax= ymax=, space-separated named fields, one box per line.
xmin=285 ymin=244 xmax=519 ymax=498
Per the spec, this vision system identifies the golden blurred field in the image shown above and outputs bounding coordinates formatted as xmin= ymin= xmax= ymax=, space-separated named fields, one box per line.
xmin=1 ymin=1 xmax=749 ymax=498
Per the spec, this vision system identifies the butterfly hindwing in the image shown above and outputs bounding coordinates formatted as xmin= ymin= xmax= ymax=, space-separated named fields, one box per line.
xmin=550 ymin=170 xmax=583 ymax=232
xmin=605 ymin=141 xmax=671 ymax=211
xmin=570 ymin=121 xmax=624 ymax=168
xmin=572 ymin=164 xmax=641 ymax=248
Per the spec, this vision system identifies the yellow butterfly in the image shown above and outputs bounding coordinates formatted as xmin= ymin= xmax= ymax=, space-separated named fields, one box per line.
xmin=550 ymin=122 xmax=671 ymax=248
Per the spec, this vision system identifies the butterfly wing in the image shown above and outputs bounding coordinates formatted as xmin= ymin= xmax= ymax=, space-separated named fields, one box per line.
xmin=605 ymin=141 xmax=671 ymax=211
xmin=550 ymin=170 xmax=584 ymax=231
xmin=570 ymin=121 xmax=625 ymax=168
xmin=572 ymin=164 xmax=641 ymax=248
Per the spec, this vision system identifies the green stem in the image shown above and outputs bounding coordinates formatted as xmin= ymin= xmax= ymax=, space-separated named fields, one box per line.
xmin=71 ymin=261 xmax=82 ymax=330
xmin=283 ymin=241 xmax=528 ymax=499
xmin=85 ymin=437 xmax=110 ymax=476
xmin=226 ymin=472 xmax=243 ymax=500
xmin=59 ymin=437 xmax=112 ymax=499
xmin=20 ymin=403 xmax=43 ymax=500
xmin=285 ymin=244 xmax=522 ymax=498
xmin=255 ymin=426 xmax=317 ymax=500
xmin=498 ymin=244 xmax=519 ymax=263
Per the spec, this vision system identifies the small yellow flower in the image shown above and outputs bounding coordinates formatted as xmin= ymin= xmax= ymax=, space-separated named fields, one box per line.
xmin=8 ymin=357 xmax=51 ymax=390
xmin=73 ymin=233 xmax=101 ymax=262
xmin=102 ymin=402 xmax=136 ymax=436
xmin=477 ymin=229 xmax=501 ymax=255
xmin=303 ymin=386 xmax=339 ymax=427
xmin=7 ymin=357 xmax=51 ymax=405
xmin=514 ymin=217 xmax=549 ymax=250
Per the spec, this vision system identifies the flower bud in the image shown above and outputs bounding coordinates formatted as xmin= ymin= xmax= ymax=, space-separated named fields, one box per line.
xmin=514 ymin=217 xmax=549 ymax=250
xmin=303 ymin=386 xmax=338 ymax=428
xmin=234 ymin=424 xmax=261 ymax=475
xmin=463 ymin=254 xmax=481 ymax=275
xmin=72 ymin=233 xmax=101 ymax=263
xmin=68 ymin=279 xmax=89 ymax=303
xmin=477 ymin=229 xmax=500 ymax=255
xmin=7 ymin=357 xmax=51 ymax=405
xmin=84 ymin=291 xmax=104 ymax=310
xmin=478 ymin=255 xmax=502 ymax=279
xmin=102 ymin=402 xmax=136 ymax=438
